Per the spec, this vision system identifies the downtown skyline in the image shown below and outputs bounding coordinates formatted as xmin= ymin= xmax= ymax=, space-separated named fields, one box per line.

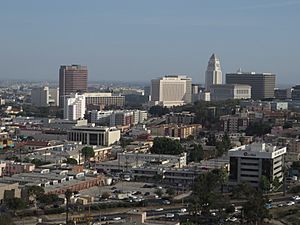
xmin=0 ymin=0 xmax=299 ymax=84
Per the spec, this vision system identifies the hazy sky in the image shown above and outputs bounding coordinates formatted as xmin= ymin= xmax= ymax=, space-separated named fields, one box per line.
xmin=0 ymin=0 xmax=299 ymax=85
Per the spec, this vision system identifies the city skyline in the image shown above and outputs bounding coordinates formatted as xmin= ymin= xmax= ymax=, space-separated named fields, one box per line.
xmin=0 ymin=0 xmax=299 ymax=84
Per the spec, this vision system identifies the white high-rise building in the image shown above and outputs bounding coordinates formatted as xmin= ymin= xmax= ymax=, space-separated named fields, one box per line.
xmin=205 ymin=54 xmax=222 ymax=91
xmin=150 ymin=75 xmax=192 ymax=107
xmin=64 ymin=93 xmax=86 ymax=121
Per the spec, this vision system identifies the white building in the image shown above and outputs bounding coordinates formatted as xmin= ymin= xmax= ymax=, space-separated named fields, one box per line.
xmin=67 ymin=125 xmax=120 ymax=146
xmin=210 ymin=84 xmax=251 ymax=101
xmin=64 ymin=93 xmax=86 ymax=121
xmin=150 ymin=75 xmax=192 ymax=107
xmin=31 ymin=86 xmax=59 ymax=107
xmin=205 ymin=54 xmax=222 ymax=92
xmin=228 ymin=142 xmax=286 ymax=188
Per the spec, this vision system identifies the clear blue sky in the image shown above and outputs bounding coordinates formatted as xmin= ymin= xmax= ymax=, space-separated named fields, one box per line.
xmin=0 ymin=0 xmax=299 ymax=85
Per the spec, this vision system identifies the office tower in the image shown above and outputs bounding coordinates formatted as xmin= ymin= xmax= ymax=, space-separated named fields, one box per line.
xmin=31 ymin=86 xmax=60 ymax=107
xmin=292 ymin=85 xmax=300 ymax=100
xmin=210 ymin=84 xmax=251 ymax=101
xmin=205 ymin=54 xmax=222 ymax=91
xmin=59 ymin=65 xmax=88 ymax=107
xmin=228 ymin=142 xmax=286 ymax=188
xmin=49 ymin=87 xmax=59 ymax=106
xmin=63 ymin=93 xmax=86 ymax=121
xmin=83 ymin=92 xmax=125 ymax=110
xmin=31 ymin=86 xmax=49 ymax=107
xmin=226 ymin=71 xmax=276 ymax=100
xmin=150 ymin=75 xmax=192 ymax=107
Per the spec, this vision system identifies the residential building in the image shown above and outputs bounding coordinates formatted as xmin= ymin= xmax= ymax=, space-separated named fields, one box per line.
xmin=220 ymin=114 xmax=250 ymax=133
xmin=0 ymin=183 xmax=21 ymax=203
xmin=150 ymin=124 xmax=201 ymax=139
xmin=228 ymin=142 xmax=286 ymax=188
xmin=67 ymin=125 xmax=120 ymax=146
xmin=226 ymin=71 xmax=276 ymax=99
xmin=210 ymin=84 xmax=251 ymax=101
xmin=166 ymin=112 xmax=195 ymax=125
xmin=59 ymin=65 xmax=88 ymax=107
xmin=150 ymin=75 xmax=192 ymax=107
xmin=205 ymin=54 xmax=222 ymax=91
xmin=64 ymin=93 xmax=86 ymax=120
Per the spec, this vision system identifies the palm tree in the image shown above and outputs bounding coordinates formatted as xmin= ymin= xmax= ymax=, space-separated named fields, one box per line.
xmin=65 ymin=189 xmax=72 ymax=224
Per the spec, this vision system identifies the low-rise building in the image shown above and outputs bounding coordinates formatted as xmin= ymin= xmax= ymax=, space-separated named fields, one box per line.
xmin=220 ymin=114 xmax=249 ymax=133
xmin=165 ymin=112 xmax=195 ymax=125
xmin=150 ymin=124 xmax=201 ymax=139
xmin=67 ymin=125 xmax=120 ymax=146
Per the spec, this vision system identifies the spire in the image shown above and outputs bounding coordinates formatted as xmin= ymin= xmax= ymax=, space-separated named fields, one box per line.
xmin=210 ymin=53 xmax=217 ymax=60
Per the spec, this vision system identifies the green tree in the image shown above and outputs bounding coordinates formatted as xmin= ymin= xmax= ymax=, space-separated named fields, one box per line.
xmin=166 ymin=188 xmax=176 ymax=196
xmin=189 ymin=144 xmax=204 ymax=162
xmin=272 ymin=176 xmax=281 ymax=190
xmin=259 ymin=175 xmax=271 ymax=193
xmin=101 ymin=192 xmax=111 ymax=199
xmin=81 ymin=146 xmax=95 ymax=162
xmin=149 ymin=105 xmax=170 ymax=117
xmin=243 ymin=191 xmax=271 ymax=224
xmin=150 ymin=137 xmax=183 ymax=155
xmin=27 ymin=185 xmax=45 ymax=206
xmin=189 ymin=171 xmax=222 ymax=216
xmin=5 ymin=198 xmax=26 ymax=211
xmin=154 ymin=189 xmax=163 ymax=198
xmin=245 ymin=122 xmax=272 ymax=136
xmin=65 ymin=158 xmax=78 ymax=165
xmin=38 ymin=194 xmax=61 ymax=205
xmin=65 ymin=189 xmax=73 ymax=224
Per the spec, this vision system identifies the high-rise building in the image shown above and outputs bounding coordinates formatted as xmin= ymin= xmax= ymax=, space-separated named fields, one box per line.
xmin=291 ymin=85 xmax=300 ymax=100
xmin=31 ymin=86 xmax=60 ymax=107
xmin=59 ymin=65 xmax=88 ymax=107
xmin=210 ymin=84 xmax=251 ymax=101
xmin=150 ymin=75 xmax=192 ymax=107
xmin=83 ymin=92 xmax=125 ymax=110
xmin=63 ymin=93 xmax=86 ymax=121
xmin=226 ymin=71 xmax=276 ymax=100
xmin=205 ymin=54 xmax=222 ymax=91
xmin=31 ymin=86 xmax=49 ymax=107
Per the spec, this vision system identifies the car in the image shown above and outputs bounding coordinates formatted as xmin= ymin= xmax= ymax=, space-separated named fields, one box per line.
xmin=180 ymin=208 xmax=187 ymax=213
xmin=111 ymin=187 xmax=117 ymax=190
xmin=292 ymin=195 xmax=300 ymax=201
xmin=113 ymin=217 xmax=122 ymax=221
xmin=286 ymin=201 xmax=295 ymax=206
xmin=155 ymin=208 xmax=164 ymax=211
xmin=226 ymin=217 xmax=238 ymax=222
xmin=277 ymin=203 xmax=284 ymax=207
xmin=144 ymin=192 xmax=150 ymax=196
xmin=166 ymin=213 xmax=175 ymax=218
xmin=162 ymin=200 xmax=171 ymax=205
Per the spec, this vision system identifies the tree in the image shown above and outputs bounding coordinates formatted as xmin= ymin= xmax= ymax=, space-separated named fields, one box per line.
xmin=150 ymin=137 xmax=183 ymax=155
xmin=5 ymin=198 xmax=26 ymax=211
xmin=38 ymin=194 xmax=61 ymax=205
xmin=243 ymin=191 xmax=271 ymax=224
xmin=154 ymin=189 xmax=163 ymax=198
xmin=245 ymin=122 xmax=272 ymax=136
xmin=166 ymin=188 xmax=176 ymax=196
xmin=272 ymin=176 xmax=281 ymax=190
xmin=189 ymin=171 xmax=222 ymax=216
xmin=65 ymin=158 xmax=78 ymax=165
xmin=28 ymin=185 xmax=45 ymax=206
xmin=81 ymin=146 xmax=95 ymax=163
xmin=259 ymin=176 xmax=271 ymax=193
xmin=65 ymin=189 xmax=73 ymax=224
xmin=149 ymin=105 xmax=169 ymax=117
xmin=101 ymin=192 xmax=111 ymax=199
xmin=189 ymin=144 xmax=204 ymax=162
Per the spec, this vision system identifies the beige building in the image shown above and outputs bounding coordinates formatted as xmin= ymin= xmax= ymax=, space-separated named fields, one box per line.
xmin=150 ymin=124 xmax=201 ymax=139
xmin=0 ymin=183 xmax=21 ymax=203
xmin=150 ymin=75 xmax=192 ymax=107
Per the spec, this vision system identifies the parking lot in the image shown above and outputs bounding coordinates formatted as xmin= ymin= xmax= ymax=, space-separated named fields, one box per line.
xmin=80 ymin=181 xmax=165 ymax=200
